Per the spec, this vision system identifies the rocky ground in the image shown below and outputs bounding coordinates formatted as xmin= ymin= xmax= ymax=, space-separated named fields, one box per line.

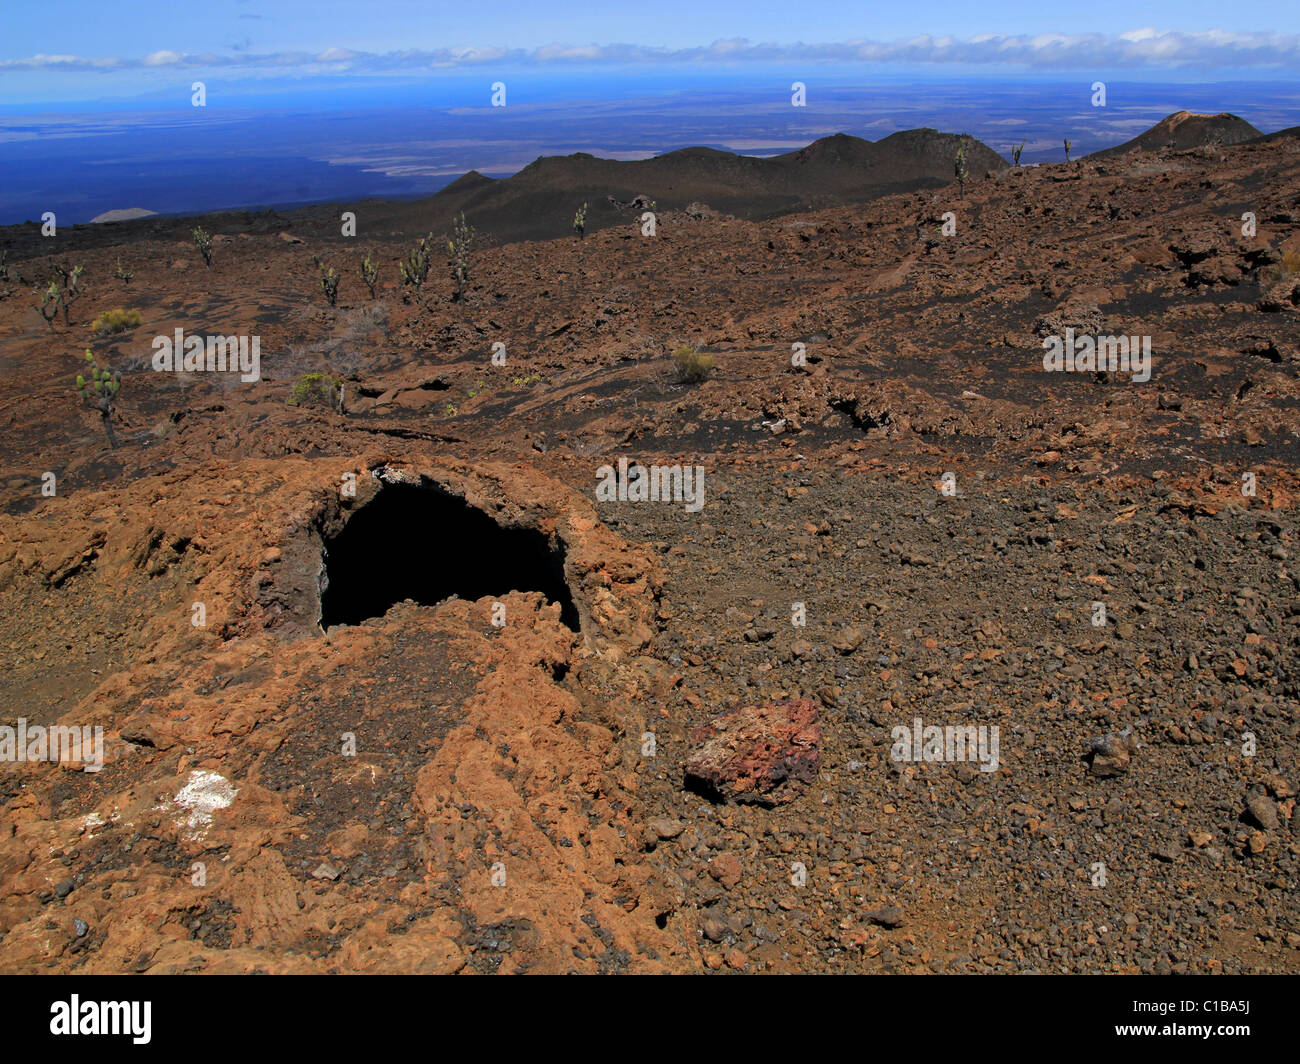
xmin=0 ymin=131 xmax=1297 ymax=973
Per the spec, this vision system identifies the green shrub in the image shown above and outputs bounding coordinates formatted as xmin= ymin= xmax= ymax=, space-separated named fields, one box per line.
xmin=92 ymin=307 xmax=141 ymax=335
xmin=289 ymin=372 xmax=341 ymax=409
xmin=673 ymin=345 xmax=715 ymax=383
xmin=1261 ymin=250 xmax=1300 ymax=284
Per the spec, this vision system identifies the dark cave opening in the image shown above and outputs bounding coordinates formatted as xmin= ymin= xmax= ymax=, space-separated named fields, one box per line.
xmin=319 ymin=481 xmax=580 ymax=631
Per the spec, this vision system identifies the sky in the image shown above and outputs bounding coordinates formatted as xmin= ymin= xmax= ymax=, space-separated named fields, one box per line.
xmin=4 ymin=1 xmax=1300 ymax=103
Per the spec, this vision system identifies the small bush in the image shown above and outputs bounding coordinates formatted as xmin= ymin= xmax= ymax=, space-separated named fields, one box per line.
xmin=1261 ymin=250 xmax=1300 ymax=284
xmin=289 ymin=372 xmax=340 ymax=409
xmin=673 ymin=345 xmax=715 ymax=383
xmin=92 ymin=307 xmax=141 ymax=335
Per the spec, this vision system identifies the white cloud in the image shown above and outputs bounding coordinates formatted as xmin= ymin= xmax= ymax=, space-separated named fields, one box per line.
xmin=2 ymin=29 xmax=1299 ymax=76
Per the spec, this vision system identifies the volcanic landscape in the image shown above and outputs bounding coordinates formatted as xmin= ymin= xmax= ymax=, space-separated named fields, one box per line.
xmin=1 ymin=116 xmax=1298 ymax=974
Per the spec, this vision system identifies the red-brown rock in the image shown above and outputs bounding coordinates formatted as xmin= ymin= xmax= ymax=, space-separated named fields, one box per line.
xmin=685 ymin=698 xmax=821 ymax=805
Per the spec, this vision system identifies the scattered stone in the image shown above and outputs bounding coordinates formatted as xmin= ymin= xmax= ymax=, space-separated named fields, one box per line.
xmin=1087 ymin=731 xmax=1138 ymax=777
xmin=648 ymin=817 xmax=684 ymax=840
xmin=312 ymin=862 xmax=342 ymax=881
xmin=1245 ymin=794 xmax=1279 ymax=831
xmin=832 ymin=626 xmax=864 ymax=654
xmin=864 ymin=906 xmax=906 ymax=929
xmin=708 ymin=853 xmax=743 ymax=890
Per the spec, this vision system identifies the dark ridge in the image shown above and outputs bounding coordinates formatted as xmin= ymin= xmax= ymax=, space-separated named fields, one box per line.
xmin=1087 ymin=110 xmax=1263 ymax=160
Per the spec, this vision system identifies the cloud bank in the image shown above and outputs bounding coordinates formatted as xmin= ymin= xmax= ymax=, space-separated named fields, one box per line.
xmin=3 ymin=30 xmax=1299 ymax=75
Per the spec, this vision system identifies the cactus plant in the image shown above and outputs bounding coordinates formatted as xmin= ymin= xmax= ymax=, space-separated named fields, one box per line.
xmin=1063 ymin=137 xmax=1073 ymax=163
xmin=314 ymin=256 xmax=339 ymax=307
xmin=447 ymin=213 xmax=476 ymax=302
xmin=399 ymin=234 xmax=433 ymax=296
xmin=573 ymin=202 xmax=588 ymax=239
xmin=114 ymin=257 xmax=133 ymax=283
xmin=954 ymin=137 xmax=970 ymax=199
xmin=75 ymin=349 xmax=122 ymax=449
xmin=193 ymin=226 xmax=213 ymax=268
xmin=360 ymin=253 xmax=379 ymax=299
xmin=37 ymin=280 xmax=60 ymax=329
xmin=1012 ymin=140 xmax=1025 ymax=166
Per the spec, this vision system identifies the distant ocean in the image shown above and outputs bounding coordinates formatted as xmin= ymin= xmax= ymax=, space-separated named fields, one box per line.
xmin=3 ymin=73 xmax=1298 ymax=225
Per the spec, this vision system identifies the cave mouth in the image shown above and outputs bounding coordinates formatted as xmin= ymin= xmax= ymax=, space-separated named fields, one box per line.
xmin=319 ymin=481 xmax=580 ymax=632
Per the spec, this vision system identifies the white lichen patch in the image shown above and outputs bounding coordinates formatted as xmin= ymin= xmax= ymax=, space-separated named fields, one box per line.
xmin=169 ymin=769 xmax=238 ymax=838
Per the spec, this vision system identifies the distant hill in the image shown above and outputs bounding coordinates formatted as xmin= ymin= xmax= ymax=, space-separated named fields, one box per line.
xmin=90 ymin=207 xmax=158 ymax=224
xmin=1087 ymin=111 xmax=1262 ymax=160
xmin=315 ymin=130 xmax=1009 ymax=245
xmin=0 ymin=130 xmax=1007 ymax=255
xmin=1252 ymin=125 xmax=1300 ymax=144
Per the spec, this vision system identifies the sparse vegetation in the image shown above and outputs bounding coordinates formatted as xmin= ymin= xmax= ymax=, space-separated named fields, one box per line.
xmin=511 ymin=374 xmax=541 ymax=387
xmin=75 ymin=348 xmax=121 ymax=449
xmin=673 ymin=344 xmax=715 ymax=383
xmin=92 ymin=307 xmax=141 ymax=335
xmin=0 ymin=249 xmax=9 ymax=281
xmin=289 ymin=372 xmax=342 ymax=410
xmin=314 ymin=257 xmax=340 ymax=307
xmin=37 ymin=281 xmax=60 ymax=329
xmin=954 ymin=136 xmax=970 ymax=198
xmin=467 ymin=379 xmax=490 ymax=398
xmin=447 ymin=213 xmax=476 ymax=302
xmin=114 ymin=257 xmax=133 ymax=283
xmin=36 ymin=262 xmax=84 ymax=328
xmin=573 ymin=202 xmax=588 ymax=239
xmin=360 ymin=253 xmax=379 ymax=298
xmin=193 ymin=226 xmax=213 ymax=268
xmin=1261 ymin=250 xmax=1300 ymax=284
xmin=443 ymin=401 xmax=457 ymax=416
xmin=1063 ymin=137 xmax=1073 ymax=163
xmin=1012 ymin=140 xmax=1025 ymax=166
xmin=54 ymin=262 xmax=83 ymax=325
xmin=400 ymin=234 xmax=433 ymax=297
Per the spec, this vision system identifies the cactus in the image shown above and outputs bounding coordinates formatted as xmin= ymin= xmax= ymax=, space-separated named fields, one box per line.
xmin=314 ymin=256 xmax=339 ymax=307
xmin=1012 ymin=140 xmax=1025 ymax=166
xmin=114 ymin=257 xmax=133 ymax=283
xmin=0 ymin=249 xmax=9 ymax=282
xmin=75 ymin=349 xmax=121 ymax=449
xmin=1063 ymin=137 xmax=1073 ymax=163
xmin=37 ymin=280 xmax=60 ymax=329
xmin=360 ymin=253 xmax=379 ymax=299
xmin=447 ymin=213 xmax=476 ymax=303
xmin=36 ymin=263 xmax=84 ymax=328
xmin=954 ymin=137 xmax=970 ymax=199
xmin=52 ymin=262 xmax=83 ymax=325
xmin=573 ymin=202 xmax=588 ymax=239
xmin=399 ymin=234 xmax=433 ymax=296
xmin=192 ymin=226 xmax=213 ymax=268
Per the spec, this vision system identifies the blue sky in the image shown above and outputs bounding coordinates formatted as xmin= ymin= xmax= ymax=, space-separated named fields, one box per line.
xmin=4 ymin=1 xmax=1300 ymax=103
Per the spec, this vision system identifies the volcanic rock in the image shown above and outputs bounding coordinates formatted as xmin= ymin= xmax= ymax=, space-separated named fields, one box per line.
xmin=684 ymin=698 xmax=822 ymax=805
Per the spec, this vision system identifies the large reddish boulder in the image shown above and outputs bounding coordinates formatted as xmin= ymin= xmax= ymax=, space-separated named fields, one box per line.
xmin=684 ymin=698 xmax=822 ymax=805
